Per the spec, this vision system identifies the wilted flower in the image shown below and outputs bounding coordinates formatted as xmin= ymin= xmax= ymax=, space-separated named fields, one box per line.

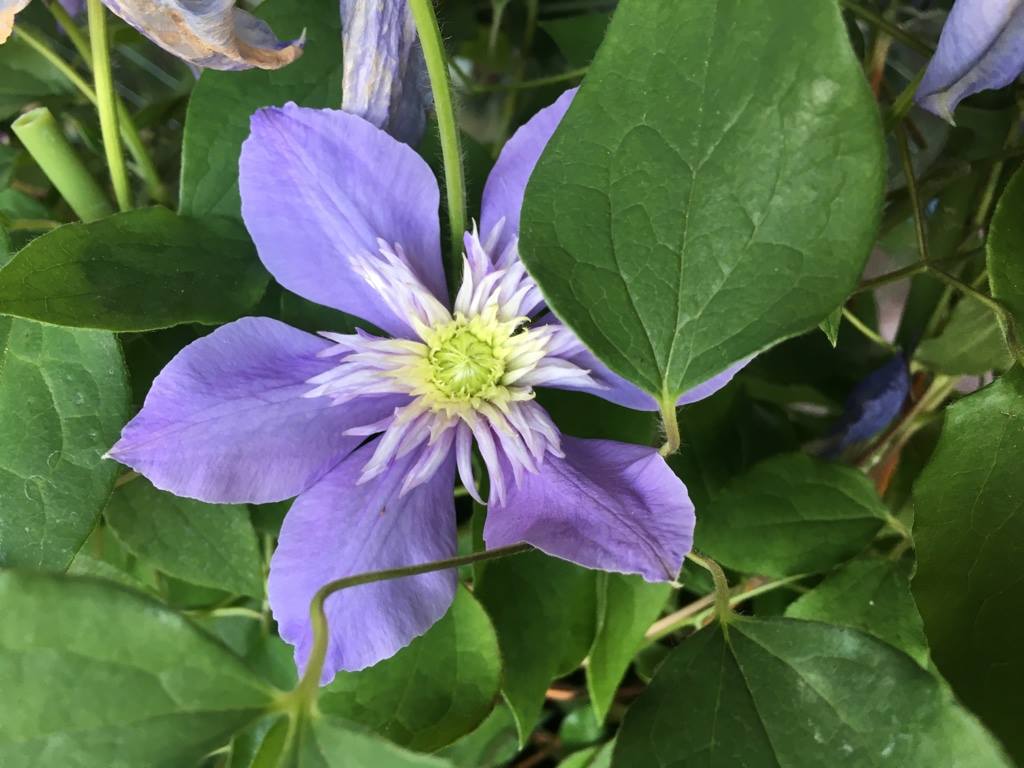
xmin=341 ymin=0 xmax=429 ymax=145
xmin=916 ymin=0 xmax=1024 ymax=122
xmin=824 ymin=353 xmax=910 ymax=457
xmin=0 ymin=0 xmax=303 ymax=70
xmin=108 ymin=90 xmax=744 ymax=682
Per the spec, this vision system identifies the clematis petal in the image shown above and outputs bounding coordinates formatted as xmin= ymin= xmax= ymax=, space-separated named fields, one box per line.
xmin=916 ymin=0 xmax=1024 ymax=122
xmin=485 ymin=436 xmax=694 ymax=582
xmin=540 ymin=323 xmax=748 ymax=411
xmin=340 ymin=0 xmax=429 ymax=145
xmin=108 ymin=316 xmax=405 ymax=504
xmin=824 ymin=353 xmax=910 ymax=457
xmin=480 ymin=88 xmax=576 ymax=254
xmin=0 ymin=0 xmax=31 ymax=45
xmin=240 ymin=103 xmax=445 ymax=338
xmin=100 ymin=0 xmax=304 ymax=71
xmin=269 ymin=438 xmax=457 ymax=681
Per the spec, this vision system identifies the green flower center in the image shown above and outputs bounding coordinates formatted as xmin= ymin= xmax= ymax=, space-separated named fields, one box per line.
xmin=427 ymin=320 xmax=505 ymax=400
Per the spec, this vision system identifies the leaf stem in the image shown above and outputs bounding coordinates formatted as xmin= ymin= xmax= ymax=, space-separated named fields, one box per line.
xmin=11 ymin=108 xmax=113 ymax=222
xmin=838 ymin=0 xmax=934 ymax=57
xmin=657 ymin=394 xmax=680 ymax=457
xmin=12 ymin=25 xmax=95 ymax=101
xmin=409 ymin=0 xmax=466 ymax=261
xmin=841 ymin=307 xmax=899 ymax=352
xmin=685 ymin=553 xmax=733 ymax=627
xmin=290 ymin=542 xmax=532 ymax=711
xmin=86 ymin=0 xmax=131 ymax=211
xmin=897 ymin=122 xmax=929 ymax=264
xmin=469 ymin=66 xmax=589 ymax=93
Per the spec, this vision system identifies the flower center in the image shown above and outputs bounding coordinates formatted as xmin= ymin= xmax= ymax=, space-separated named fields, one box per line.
xmin=426 ymin=318 xmax=505 ymax=400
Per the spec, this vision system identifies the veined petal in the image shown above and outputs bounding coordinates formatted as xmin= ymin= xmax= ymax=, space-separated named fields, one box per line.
xmin=100 ymin=0 xmax=304 ymax=71
xmin=0 ymin=0 xmax=31 ymax=44
xmin=340 ymin=0 xmax=429 ymax=145
xmin=916 ymin=0 xmax=1024 ymax=122
xmin=107 ymin=316 xmax=404 ymax=503
xmin=480 ymin=88 xmax=576 ymax=255
xmin=269 ymin=438 xmax=457 ymax=681
xmin=240 ymin=104 xmax=445 ymax=338
xmin=485 ymin=436 xmax=694 ymax=582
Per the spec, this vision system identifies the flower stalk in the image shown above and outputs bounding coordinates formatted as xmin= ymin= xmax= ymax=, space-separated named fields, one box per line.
xmin=291 ymin=542 xmax=532 ymax=711
xmin=86 ymin=0 xmax=131 ymax=211
xmin=686 ymin=552 xmax=734 ymax=628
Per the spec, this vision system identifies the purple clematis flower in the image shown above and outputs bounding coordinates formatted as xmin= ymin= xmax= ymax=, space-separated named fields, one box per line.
xmin=917 ymin=0 xmax=1024 ymax=122
xmin=109 ymin=90 xmax=743 ymax=683
xmin=0 ymin=0 xmax=302 ymax=70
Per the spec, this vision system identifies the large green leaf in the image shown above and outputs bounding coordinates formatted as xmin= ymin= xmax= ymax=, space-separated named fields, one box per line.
xmin=286 ymin=716 xmax=453 ymax=768
xmin=104 ymin=477 xmax=264 ymax=598
xmin=179 ymin=0 xmax=342 ymax=219
xmin=696 ymin=453 xmax=888 ymax=577
xmin=319 ymin=588 xmax=501 ymax=752
xmin=586 ymin=574 xmax=669 ymax=723
xmin=912 ymin=369 xmax=1024 ymax=761
xmin=786 ymin=557 xmax=929 ymax=666
xmin=914 ymin=296 xmax=1011 ymax=375
xmin=988 ymin=166 xmax=1024 ymax=329
xmin=475 ymin=550 xmax=598 ymax=743
xmin=0 ymin=208 xmax=268 ymax=331
xmin=613 ymin=618 xmax=1011 ymax=767
xmin=520 ymin=0 xmax=884 ymax=400
xmin=0 ymin=570 xmax=275 ymax=767
xmin=0 ymin=318 xmax=129 ymax=569
xmin=436 ymin=704 xmax=519 ymax=768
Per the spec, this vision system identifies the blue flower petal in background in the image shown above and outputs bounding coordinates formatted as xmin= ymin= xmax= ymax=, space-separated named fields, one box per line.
xmin=917 ymin=0 xmax=1024 ymax=122
xmin=826 ymin=354 xmax=910 ymax=457
xmin=101 ymin=0 xmax=304 ymax=71
xmin=340 ymin=0 xmax=430 ymax=145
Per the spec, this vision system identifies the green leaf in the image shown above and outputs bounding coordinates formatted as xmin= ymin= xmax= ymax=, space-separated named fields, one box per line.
xmin=0 ymin=208 xmax=269 ymax=331
xmin=179 ymin=0 xmax=342 ymax=219
xmin=586 ymin=574 xmax=669 ymax=722
xmin=104 ymin=477 xmax=264 ymax=598
xmin=613 ymin=618 xmax=1011 ymax=767
xmin=696 ymin=453 xmax=888 ymax=577
xmin=0 ymin=144 xmax=18 ymax=189
xmin=288 ymin=716 xmax=454 ymax=768
xmin=785 ymin=557 xmax=929 ymax=666
xmin=0 ymin=318 xmax=129 ymax=569
xmin=436 ymin=703 xmax=519 ymax=768
xmin=520 ymin=0 xmax=883 ymax=400
xmin=476 ymin=550 xmax=598 ymax=743
xmin=319 ymin=588 xmax=501 ymax=752
xmin=914 ymin=296 xmax=1011 ymax=375
xmin=989 ymin=166 xmax=1024 ymax=329
xmin=0 ymin=570 xmax=275 ymax=767
xmin=820 ymin=306 xmax=842 ymax=348
xmin=560 ymin=742 xmax=614 ymax=768
xmin=0 ymin=36 xmax=72 ymax=120
xmin=67 ymin=552 xmax=152 ymax=593
xmin=912 ymin=369 xmax=1024 ymax=761
xmin=540 ymin=13 xmax=611 ymax=67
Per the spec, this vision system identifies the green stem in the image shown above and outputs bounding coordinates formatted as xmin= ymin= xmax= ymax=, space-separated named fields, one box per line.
xmin=409 ymin=0 xmax=466 ymax=261
xmin=12 ymin=26 xmax=95 ymax=101
xmin=885 ymin=69 xmax=925 ymax=132
xmin=11 ymin=108 xmax=113 ymax=222
xmin=853 ymin=261 xmax=929 ymax=294
xmin=841 ymin=307 xmax=899 ymax=352
xmin=44 ymin=1 xmax=167 ymax=203
xmin=686 ymin=553 xmax=733 ymax=627
xmin=839 ymin=0 xmax=934 ymax=57
xmin=657 ymin=393 xmax=680 ymax=457
xmin=291 ymin=542 xmax=532 ymax=710
xmin=928 ymin=268 xmax=1024 ymax=366
xmin=86 ymin=0 xmax=131 ymax=211
xmin=897 ymin=123 xmax=929 ymax=264
xmin=470 ymin=66 xmax=589 ymax=93
xmin=645 ymin=573 xmax=806 ymax=642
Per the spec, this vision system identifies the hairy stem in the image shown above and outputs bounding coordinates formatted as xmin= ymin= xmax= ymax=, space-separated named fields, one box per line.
xmin=87 ymin=0 xmax=131 ymax=211
xmin=685 ymin=553 xmax=734 ymax=627
xmin=409 ymin=0 xmax=466 ymax=261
